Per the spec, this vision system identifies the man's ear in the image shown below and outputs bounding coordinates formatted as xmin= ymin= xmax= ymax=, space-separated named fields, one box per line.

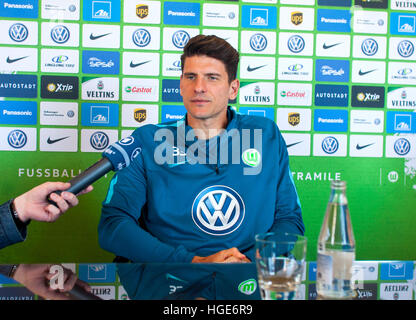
xmin=229 ymin=79 xmax=240 ymax=100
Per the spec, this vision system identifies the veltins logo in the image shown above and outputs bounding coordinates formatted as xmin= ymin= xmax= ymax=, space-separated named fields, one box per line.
xmin=387 ymin=87 xmax=416 ymax=109
xmin=192 ymin=185 xmax=245 ymax=236
xmin=238 ymin=279 xmax=257 ymax=295
xmin=239 ymin=82 xmax=275 ymax=105
xmin=82 ymin=77 xmax=119 ymax=101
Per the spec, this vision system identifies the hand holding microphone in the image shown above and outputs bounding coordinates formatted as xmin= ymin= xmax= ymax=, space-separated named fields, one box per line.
xmin=47 ymin=135 xmax=142 ymax=206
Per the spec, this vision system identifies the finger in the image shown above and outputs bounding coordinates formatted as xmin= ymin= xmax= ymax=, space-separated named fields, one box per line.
xmin=49 ymin=192 xmax=69 ymax=213
xmin=222 ymin=256 xmax=241 ymax=263
xmin=61 ymin=273 xmax=78 ymax=292
xmin=60 ymin=192 xmax=78 ymax=207
xmin=76 ymin=185 xmax=94 ymax=196
xmin=75 ymin=279 xmax=91 ymax=292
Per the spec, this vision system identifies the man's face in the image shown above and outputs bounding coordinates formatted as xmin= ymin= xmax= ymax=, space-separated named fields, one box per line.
xmin=180 ymin=55 xmax=239 ymax=124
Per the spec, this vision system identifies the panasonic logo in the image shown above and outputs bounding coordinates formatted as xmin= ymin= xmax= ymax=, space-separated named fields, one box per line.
xmin=4 ymin=2 xmax=33 ymax=9
xmin=3 ymin=109 xmax=32 ymax=116
xmin=318 ymin=117 xmax=344 ymax=124
xmin=321 ymin=17 xmax=347 ymax=24
xmin=168 ymin=10 xmax=195 ymax=17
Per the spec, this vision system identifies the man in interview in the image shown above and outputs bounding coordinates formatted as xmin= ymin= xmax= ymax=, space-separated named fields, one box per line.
xmin=98 ymin=35 xmax=304 ymax=263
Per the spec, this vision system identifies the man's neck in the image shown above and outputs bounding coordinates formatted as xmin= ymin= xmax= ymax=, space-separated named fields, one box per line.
xmin=186 ymin=109 xmax=229 ymax=140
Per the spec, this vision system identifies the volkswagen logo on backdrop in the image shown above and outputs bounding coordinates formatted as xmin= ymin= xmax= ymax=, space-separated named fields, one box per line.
xmin=322 ymin=136 xmax=339 ymax=154
xmin=398 ymin=40 xmax=414 ymax=58
xmin=9 ymin=23 xmax=28 ymax=42
xmin=287 ymin=35 xmax=305 ymax=53
xmin=132 ymin=28 xmax=151 ymax=47
xmin=51 ymin=25 xmax=70 ymax=44
xmin=394 ymin=138 xmax=411 ymax=156
xmin=361 ymin=38 xmax=378 ymax=56
xmin=172 ymin=30 xmax=190 ymax=49
xmin=90 ymin=131 xmax=109 ymax=150
xmin=249 ymin=33 xmax=267 ymax=52
xmin=8 ymin=130 xmax=27 ymax=149
xmin=192 ymin=185 xmax=245 ymax=236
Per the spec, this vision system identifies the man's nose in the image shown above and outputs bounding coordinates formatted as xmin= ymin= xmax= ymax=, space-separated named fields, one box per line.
xmin=194 ymin=77 xmax=207 ymax=93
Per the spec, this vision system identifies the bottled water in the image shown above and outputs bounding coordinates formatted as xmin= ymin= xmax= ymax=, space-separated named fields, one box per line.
xmin=316 ymin=180 xmax=356 ymax=299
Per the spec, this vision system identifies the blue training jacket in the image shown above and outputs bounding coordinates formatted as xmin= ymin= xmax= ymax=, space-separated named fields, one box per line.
xmin=98 ymin=107 xmax=304 ymax=263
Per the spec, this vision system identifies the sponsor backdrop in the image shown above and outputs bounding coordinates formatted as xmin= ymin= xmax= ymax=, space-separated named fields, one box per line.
xmin=0 ymin=0 xmax=415 ymax=263
xmin=0 ymin=261 xmax=415 ymax=300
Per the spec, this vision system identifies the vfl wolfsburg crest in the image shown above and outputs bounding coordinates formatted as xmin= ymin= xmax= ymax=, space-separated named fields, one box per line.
xmin=242 ymin=148 xmax=261 ymax=167
xmin=238 ymin=279 xmax=257 ymax=295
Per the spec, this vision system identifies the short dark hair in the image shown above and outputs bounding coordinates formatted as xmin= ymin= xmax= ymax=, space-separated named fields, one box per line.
xmin=180 ymin=35 xmax=239 ymax=83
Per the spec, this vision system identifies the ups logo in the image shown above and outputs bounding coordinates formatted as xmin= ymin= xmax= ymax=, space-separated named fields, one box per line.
xmin=134 ymin=108 xmax=147 ymax=123
xmin=136 ymin=5 xmax=149 ymax=19
xmin=288 ymin=112 xmax=300 ymax=126
xmin=291 ymin=12 xmax=303 ymax=25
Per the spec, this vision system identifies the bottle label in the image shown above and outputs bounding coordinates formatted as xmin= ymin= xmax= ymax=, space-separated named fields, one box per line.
xmin=317 ymin=253 xmax=333 ymax=288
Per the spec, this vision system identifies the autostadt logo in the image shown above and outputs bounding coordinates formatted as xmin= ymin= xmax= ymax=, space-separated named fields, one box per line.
xmin=8 ymin=129 xmax=27 ymax=148
xmin=50 ymin=25 xmax=70 ymax=44
xmin=394 ymin=138 xmax=411 ymax=155
xmin=361 ymin=38 xmax=378 ymax=56
xmin=397 ymin=40 xmax=414 ymax=57
xmin=90 ymin=131 xmax=109 ymax=150
xmin=8 ymin=23 xmax=28 ymax=42
xmin=172 ymin=30 xmax=191 ymax=49
xmin=287 ymin=35 xmax=305 ymax=53
xmin=250 ymin=33 xmax=267 ymax=51
xmin=321 ymin=136 xmax=339 ymax=154
xmin=132 ymin=28 xmax=151 ymax=47
xmin=191 ymin=185 xmax=245 ymax=236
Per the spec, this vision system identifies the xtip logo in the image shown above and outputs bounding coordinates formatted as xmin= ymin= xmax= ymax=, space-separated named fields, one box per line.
xmin=238 ymin=279 xmax=257 ymax=295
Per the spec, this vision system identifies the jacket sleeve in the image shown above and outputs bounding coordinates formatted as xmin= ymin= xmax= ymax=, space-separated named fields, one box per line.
xmin=98 ymin=153 xmax=195 ymax=263
xmin=0 ymin=200 xmax=26 ymax=250
xmin=269 ymin=127 xmax=305 ymax=236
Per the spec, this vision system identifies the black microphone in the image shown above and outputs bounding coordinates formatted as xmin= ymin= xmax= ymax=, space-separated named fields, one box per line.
xmin=47 ymin=135 xmax=142 ymax=204
xmin=68 ymin=284 xmax=103 ymax=300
